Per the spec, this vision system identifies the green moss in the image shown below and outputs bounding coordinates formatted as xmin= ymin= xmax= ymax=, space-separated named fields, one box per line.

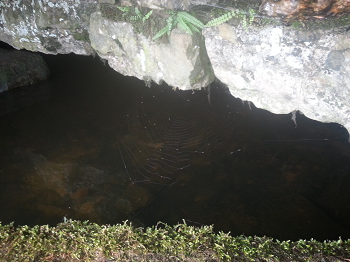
xmin=38 ymin=36 xmax=62 ymax=52
xmin=0 ymin=71 xmax=9 ymax=83
xmin=1 ymin=220 xmax=349 ymax=261
xmin=72 ymin=30 xmax=90 ymax=42
xmin=286 ymin=14 xmax=350 ymax=31
xmin=291 ymin=21 xmax=304 ymax=30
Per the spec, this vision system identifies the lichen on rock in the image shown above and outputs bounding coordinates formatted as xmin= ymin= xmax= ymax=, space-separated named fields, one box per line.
xmin=0 ymin=0 xmax=97 ymax=54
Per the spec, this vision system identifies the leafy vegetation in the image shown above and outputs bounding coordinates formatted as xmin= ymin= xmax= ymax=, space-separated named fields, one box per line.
xmin=100 ymin=4 xmax=257 ymax=41
xmin=152 ymin=8 xmax=256 ymax=40
xmin=0 ymin=220 xmax=349 ymax=261
xmin=152 ymin=11 xmax=205 ymax=40
xmin=117 ymin=6 xmax=153 ymax=23
xmin=205 ymin=9 xmax=256 ymax=30
xmin=100 ymin=5 xmax=161 ymax=38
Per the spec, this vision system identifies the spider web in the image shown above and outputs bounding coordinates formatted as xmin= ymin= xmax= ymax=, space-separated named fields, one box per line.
xmin=118 ymin=84 xmax=242 ymax=185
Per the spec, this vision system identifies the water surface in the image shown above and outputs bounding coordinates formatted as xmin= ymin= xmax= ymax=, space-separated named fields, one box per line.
xmin=0 ymin=54 xmax=349 ymax=241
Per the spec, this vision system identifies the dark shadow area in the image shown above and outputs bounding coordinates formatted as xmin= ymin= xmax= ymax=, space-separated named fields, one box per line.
xmin=0 ymin=41 xmax=14 ymax=49
xmin=0 ymin=51 xmax=349 ymax=241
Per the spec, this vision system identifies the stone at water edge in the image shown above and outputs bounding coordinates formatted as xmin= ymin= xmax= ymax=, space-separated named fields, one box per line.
xmin=0 ymin=48 xmax=50 ymax=92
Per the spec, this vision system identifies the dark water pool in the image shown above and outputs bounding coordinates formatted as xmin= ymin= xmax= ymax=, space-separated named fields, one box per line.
xmin=0 ymin=53 xmax=350 ymax=241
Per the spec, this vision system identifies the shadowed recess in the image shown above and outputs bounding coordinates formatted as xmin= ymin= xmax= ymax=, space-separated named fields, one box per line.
xmin=117 ymin=85 xmax=243 ymax=185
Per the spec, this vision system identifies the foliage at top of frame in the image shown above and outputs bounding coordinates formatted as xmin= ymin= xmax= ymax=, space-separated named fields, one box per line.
xmin=152 ymin=10 xmax=205 ymax=40
xmin=100 ymin=4 xmax=257 ymax=41
xmin=152 ymin=8 xmax=257 ymax=40
xmin=100 ymin=4 xmax=162 ymax=38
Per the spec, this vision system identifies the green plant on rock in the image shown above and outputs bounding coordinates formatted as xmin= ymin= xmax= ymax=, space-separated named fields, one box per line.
xmin=117 ymin=6 xmax=153 ymax=22
xmin=205 ymin=8 xmax=256 ymax=31
xmin=153 ymin=8 xmax=256 ymax=40
xmin=153 ymin=11 xmax=205 ymax=40
xmin=205 ymin=10 xmax=238 ymax=27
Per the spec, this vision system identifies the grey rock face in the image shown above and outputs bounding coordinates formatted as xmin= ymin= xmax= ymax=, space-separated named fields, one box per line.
xmin=0 ymin=0 xmax=214 ymax=89
xmin=0 ymin=0 xmax=97 ymax=54
xmin=89 ymin=11 xmax=214 ymax=89
xmin=203 ymin=23 xmax=350 ymax=136
xmin=0 ymin=48 xmax=50 ymax=92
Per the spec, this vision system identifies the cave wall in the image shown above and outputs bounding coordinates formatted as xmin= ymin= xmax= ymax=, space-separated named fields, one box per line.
xmin=1 ymin=0 xmax=350 ymax=137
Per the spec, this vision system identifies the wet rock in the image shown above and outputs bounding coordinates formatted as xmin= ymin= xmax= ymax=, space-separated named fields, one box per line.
xmin=259 ymin=0 xmax=350 ymax=20
xmin=115 ymin=198 xmax=133 ymax=214
xmin=13 ymin=148 xmax=130 ymax=223
xmin=0 ymin=82 xmax=52 ymax=115
xmin=72 ymin=188 xmax=90 ymax=202
xmin=79 ymin=199 xmax=96 ymax=214
xmin=36 ymin=204 xmax=67 ymax=221
xmin=0 ymin=48 xmax=50 ymax=92
xmin=125 ymin=184 xmax=151 ymax=210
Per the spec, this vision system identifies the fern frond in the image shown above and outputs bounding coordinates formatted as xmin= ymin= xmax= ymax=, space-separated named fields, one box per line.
xmin=130 ymin=15 xmax=141 ymax=21
xmin=187 ymin=23 xmax=201 ymax=33
xmin=143 ymin=10 xmax=153 ymax=22
xmin=242 ymin=15 xmax=247 ymax=30
xmin=177 ymin=12 xmax=204 ymax=29
xmin=166 ymin=15 xmax=176 ymax=35
xmin=117 ymin=7 xmax=130 ymax=12
xmin=177 ymin=16 xmax=193 ymax=35
xmin=135 ymin=7 xmax=142 ymax=18
xmin=153 ymin=10 xmax=205 ymax=40
xmin=249 ymin=9 xmax=255 ymax=23
xmin=205 ymin=11 xmax=234 ymax=27
xmin=152 ymin=25 xmax=170 ymax=40
xmin=153 ymin=12 xmax=176 ymax=40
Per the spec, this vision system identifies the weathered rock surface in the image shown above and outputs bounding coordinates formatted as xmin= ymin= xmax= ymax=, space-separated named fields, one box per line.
xmin=11 ymin=147 xmax=133 ymax=224
xmin=89 ymin=11 xmax=214 ymax=89
xmin=0 ymin=81 xmax=52 ymax=115
xmin=0 ymin=48 xmax=50 ymax=92
xmin=260 ymin=0 xmax=350 ymax=20
xmin=203 ymin=21 xmax=350 ymax=135
xmin=0 ymin=0 xmax=96 ymax=55
xmin=0 ymin=0 xmax=214 ymax=89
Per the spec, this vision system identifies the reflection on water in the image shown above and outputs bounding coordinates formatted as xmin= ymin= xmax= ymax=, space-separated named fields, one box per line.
xmin=0 ymin=54 xmax=350 ymax=241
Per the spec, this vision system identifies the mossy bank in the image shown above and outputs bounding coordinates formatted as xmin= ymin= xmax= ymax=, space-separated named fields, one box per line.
xmin=0 ymin=220 xmax=349 ymax=261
